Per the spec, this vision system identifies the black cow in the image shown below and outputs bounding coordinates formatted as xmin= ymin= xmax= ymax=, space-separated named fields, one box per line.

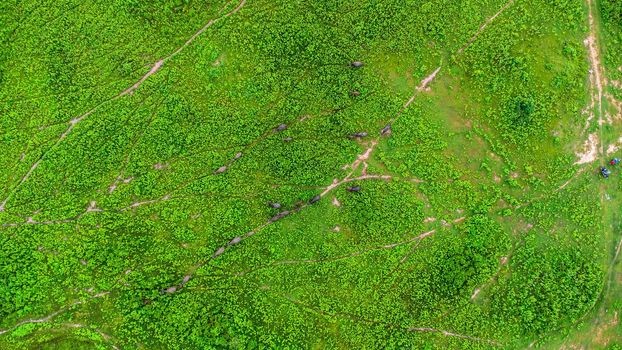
xmin=350 ymin=132 xmax=368 ymax=138
xmin=309 ymin=195 xmax=321 ymax=204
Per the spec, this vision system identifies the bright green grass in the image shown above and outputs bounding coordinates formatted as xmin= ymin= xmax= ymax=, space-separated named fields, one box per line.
xmin=0 ymin=0 xmax=619 ymax=349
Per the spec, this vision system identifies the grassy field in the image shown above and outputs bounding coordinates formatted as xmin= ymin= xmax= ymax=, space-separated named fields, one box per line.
xmin=1 ymin=0 xmax=621 ymax=349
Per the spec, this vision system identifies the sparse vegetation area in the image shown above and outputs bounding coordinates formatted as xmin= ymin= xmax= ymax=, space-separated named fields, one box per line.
xmin=0 ymin=0 xmax=621 ymax=349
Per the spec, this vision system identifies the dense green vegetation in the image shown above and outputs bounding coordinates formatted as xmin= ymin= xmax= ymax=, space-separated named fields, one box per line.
xmin=0 ymin=0 xmax=620 ymax=349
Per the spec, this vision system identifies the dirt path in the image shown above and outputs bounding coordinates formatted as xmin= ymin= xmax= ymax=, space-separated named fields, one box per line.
xmin=579 ymin=0 xmax=605 ymax=161
xmin=120 ymin=60 xmax=164 ymax=96
xmin=2 ymin=200 xmax=102 ymax=227
xmin=0 ymin=291 xmax=110 ymax=336
xmin=0 ymin=0 xmax=247 ymax=212
xmin=536 ymin=0 xmax=607 ymax=199
xmin=384 ymin=67 xmax=442 ymax=128
xmin=605 ymin=236 xmax=622 ymax=294
xmin=166 ymin=0 xmax=245 ymax=61
xmin=470 ymin=255 xmax=509 ymax=300
xmin=587 ymin=0 xmax=605 ymax=132
xmin=575 ymin=133 xmax=599 ymax=164
xmin=558 ymin=167 xmax=587 ymax=191
xmin=163 ymin=172 xmax=410 ymax=292
xmin=528 ymin=1 xmax=617 ymax=346
xmin=457 ymin=0 xmax=515 ymax=54
xmin=120 ymin=0 xmax=246 ymax=97
xmin=226 ymin=228 xmax=438 ymax=279
xmin=406 ymin=327 xmax=493 ymax=343
xmin=513 ymin=166 xmax=588 ymax=210
xmin=586 ymin=0 xmax=620 ymax=311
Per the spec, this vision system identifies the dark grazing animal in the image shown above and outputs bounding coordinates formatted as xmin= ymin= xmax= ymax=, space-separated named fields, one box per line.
xmin=350 ymin=132 xmax=368 ymax=138
xmin=381 ymin=124 xmax=392 ymax=135
xmin=309 ymin=195 xmax=321 ymax=204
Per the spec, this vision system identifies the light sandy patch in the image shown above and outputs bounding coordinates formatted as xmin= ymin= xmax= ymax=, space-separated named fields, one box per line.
xmin=362 ymin=162 xmax=369 ymax=175
xmin=332 ymin=197 xmax=341 ymax=207
xmin=607 ymin=143 xmax=619 ymax=155
xmin=86 ymin=201 xmax=101 ymax=213
xmin=108 ymin=176 xmax=133 ymax=194
xmin=416 ymin=67 xmax=442 ymax=92
xmin=121 ymin=60 xmax=164 ymax=96
xmin=471 ymin=288 xmax=481 ymax=300
xmin=338 ymin=141 xmax=378 ymax=176
xmin=471 ymin=255 xmax=509 ymax=302
xmin=575 ymin=133 xmax=599 ymax=164
xmin=212 ymin=53 xmax=225 ymax=66
xmin=453 ymin=216 xmax=466 ymax=223
xmin=154 ymin=162 xmax=169 ymax=170
xmin=606 ymin=136 xmax=622 ymax=155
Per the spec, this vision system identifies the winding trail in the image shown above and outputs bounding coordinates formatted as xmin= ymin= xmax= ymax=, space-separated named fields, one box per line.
xmin=223 ymin=228 xmax=439 ymax=279
xmin=457 ymin=0 xmax=515 ymax=54
xmin=577 ymin=0 xmax=605 ymax=163
xmin=0 ymin=0 xmax=247 ymax=212
xmin=513 ymin=166 xmax=588 ymax=210
xmin=2 ymin=200 xmax=102 ymax=227
xmin=383 ymin=67 xmax=442 ymax=129
xmin=470 ymin=255 xmax=509 ymax=300
xmin=0 ymin=291 xmax=110 ymax=336
xmin=406 ymin=327 xmax=492 ymax=343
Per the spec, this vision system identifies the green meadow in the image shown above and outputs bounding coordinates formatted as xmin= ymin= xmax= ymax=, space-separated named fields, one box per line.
xmin=1 ymin=0 xmax=622 ymax=348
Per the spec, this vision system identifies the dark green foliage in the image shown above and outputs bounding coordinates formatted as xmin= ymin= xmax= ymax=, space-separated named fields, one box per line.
xmin=490 ymin=235 xmax=601 ymax=336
